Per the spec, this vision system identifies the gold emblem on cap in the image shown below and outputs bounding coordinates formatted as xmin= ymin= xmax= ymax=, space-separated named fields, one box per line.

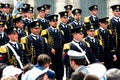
xmin=25 ymin=4 xmax=27 ymax=7
xmin=75 ymin=10 xmax=78 ymax=13
xmin=30 ymin=7 xmax=32 ymax=10
xmin=94 ymin=6 xmax=97 ymax=8
xmin=68 ymin=6 xmax=70 ymax=8
xmin=0 ymin=4 xmax=1 ymax=7
xmin=0 ymin=22 xmax=3 ymax=24
xmin=5 ymin=4 xmax=8 ymax=7
xmin=117 ymin=6 xmax=119 ymax=9
xmin=54 ymin=16 xmax=57 ymax=19
xmin=20 ymin=8 xmax=22 ymax=11
xmin=90 ymin=25 xmax=93 ymax=28
xmin=64 ymin=13 xmax=67 ymax=16
xmin=36 ymin=22 xmax=39 ymax=25
xmin=41 ymin=7 xmax=44 ymax=10
xmin=80 ymin=28 xmax=83 ymax=31
xmin=45 ymin=6 xmax=47 ymax=8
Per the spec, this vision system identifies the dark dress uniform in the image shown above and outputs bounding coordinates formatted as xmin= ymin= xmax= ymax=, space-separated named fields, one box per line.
xmin=84 ymin=23 xmax=104 ymax=62
xmin=95 ymin=17 xmax=116 ymax=69
xmin=58 ymin=23 xmax=72 ymax=43
xmin=109 ymin=5 xmax=120 ymax=69
xmin=0 ymin=32 xmax=9 ymax=46
xmin=84 ymin=5 xmax=99 ymax=29
xmin=37 ymin=6 xmax=49 ymax=31
xmin=0 ymin=27 xmax=25 ymax=69
xmin=41 ymin=26 xmax=64 ymax=80
xmin=58 ymin=11 xmax=72 ymax=43
xmin=21 ymin=21 xmax=50 ymax=65
xmin=63 ymin=27 xmax=97 ymax=79
xmin=64 ymin=5 xmax=74 ymax=23
xmin=23 ymin=7 xmax=34 ymax=34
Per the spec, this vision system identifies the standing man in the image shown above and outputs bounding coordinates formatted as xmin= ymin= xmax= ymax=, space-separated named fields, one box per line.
xmin=95 ymin=17 xmax=117 ymax=69
xmin=84 ymin=5 xmax=99 ymax=29
xmin=58 ymin=11 xmax=72 ymax=44
xmin=69 ymin=8 xmax=85 ymax=31
xmin=13 ymin=16 xmax=27 ymax=42
xmin=37 ymin=6 xmax=49 ymax=31
xmin=21 ymin=20 xmax=53 ymax=65
xmin=43 ymin=4 xmax=51 ymax=19
xmin=0 ymin=20 xmax=9 ymax=46
xmin=84 ymin=23 xmax=104 ymax=63
xmin=64 ymin=5 xmax=74 ymax=23
xmin=110 ymin=4 xmax=120 ymax=69
xmin=0 ymin=27 xmax=25 ymax=69
xmin=41 ymin=14 xmax=64 ymax=80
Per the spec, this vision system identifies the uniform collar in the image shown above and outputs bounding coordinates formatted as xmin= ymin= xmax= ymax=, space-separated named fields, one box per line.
xmin=88 ymin=35 xmax=94 ymax=39
xmin=9 ymin=40 xmax=17 ymax=45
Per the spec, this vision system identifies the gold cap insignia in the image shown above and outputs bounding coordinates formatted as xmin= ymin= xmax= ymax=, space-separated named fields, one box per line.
xmin=36 ymin=22 xmax=39 ymax=25
xmin=54 ymin=16 xmax=57 ymax=19
xmin=41 ymin=7 xmax=44 ymax=10
xmin=45 ymin=6 xmax=47 ymax=8
xmin=30 ymin=8 xmax=32 ymax=10
xmin=0 ymin=4 xmax=1 ymax=7
xmin=0 ymin=22 xmax=3 ymax=24
xmin=20 ymin=8 xmax=22 ymax=11
xmin=75 ymin=10 xmax=78 ymax=13
xmin=94 ymin=6 xmax=97 ymax=8
xmin=80 ymin=28 xmax=83 ymax=31
xmin=25 ymin=4 xmax=27 ymax=7
xmin=64 ymin=13 xmax=67 ymax=16
xmin=117 ymin=6 xmax=119 ymax=9
xmin=68 ymin=6 xmax=70 ymax=9
xmin=90 ymin=25 xmax=93 ymax=28
xmin=5 ymin=4 xmax=8 ymax=7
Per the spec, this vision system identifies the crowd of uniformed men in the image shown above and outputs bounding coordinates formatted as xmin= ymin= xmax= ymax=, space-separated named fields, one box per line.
xmin=0 ymin=2 xmax=120 ymax=80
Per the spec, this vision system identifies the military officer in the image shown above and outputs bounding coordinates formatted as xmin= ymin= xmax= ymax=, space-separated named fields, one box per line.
xmin=84 ymin=5 xmax=99 ymax=29
xmin=21 ymin=20 xmax=54 ymax=65
xmin=63 ymin=27 xmax=96 ymax=79
xmin=0 ymin=27 xmax=25 ymax=69
xmin=84 ymin=23 xmax=104 ymax=63
xmin=58 ymin=11 xmax=72 ymax=43
xmin=110 ymin=4 xmax=120 ymax=69
xmin=69 ymin=8 xmax=85 ymax=32
xmin=95 ymin=17 xmax=117 ymax=69
xmin=13 ymin=16 xmax=27 ymax=42
xmin=17 ymin=7 xmax=25 ymax=18
xmin=3 ymin=3 xmax=13 ymax=28
xmin=37 ymin=6 xmax=49 ymax=31
xmin=23 ymin=6 xmax=34 ymax=34
xmin=0 ymin=20 xmax=9 ymax=46
xmin=43 ymin=4 xmax=51 ymax=19
xmin=41 ymin=14 xmax=64 ymax=80
xmin=64 ymin=5 xmax=74 ymax=23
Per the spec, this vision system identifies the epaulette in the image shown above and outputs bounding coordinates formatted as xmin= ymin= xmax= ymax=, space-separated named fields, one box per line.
xmin=41 ymin=29 xmax=47 ymax=36
xmin=44 ymin=38 xmax=48 ymax=43
xmin=85 ymin=41 xmax=90 ymax=47
xmin=68 ymin=24 xmax=73 ymax=29
xmin=84 ymin=16 xmax=90 ymax=23
xmin=56 ymin=26 xmax=59 ymax=30
xmin=95 ymin=29 xmax=99 ymax=36
xmin=63 ymin=43 xmax=70 ymax=50
xmin=109 ymin=29 xmax=112 ymax=35
xmin=0 ymin=45 xmax=7 ymax=53
xmin=99 ymin=39 xmax=103 ymax=46
xmin=60 ymin=30 xmax=64 ymax=35
xmin=20 ymin=36 xmax=27 ymax=44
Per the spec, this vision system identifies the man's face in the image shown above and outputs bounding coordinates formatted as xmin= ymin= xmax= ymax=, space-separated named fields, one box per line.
xmin=87 ymin=30 xmax=95 ymax=37
xmin=0 ymin=26 xmax=4 ymax=32
xmin=90 ymin=9 xmax=98 ymax=16
xmin=74 ymin=13 xmax=81 ymax=21
xmin=8 ymin=33 xmax=18 ymax=42
xmin=38 ymin=11 xmax=45 ymax=18
xmin=26 ymin=12 xmax=34 ymax=19
xmin=45 ymin=9 xmax=50 ymax=14
xmin=60 ymin=17 xmax=68 ymax=24
xmin=16 ymin=22 xmax=24 ymax=28
xmin=99 ymin=22 xmax=109 ymax=29
xmin=112 ymin=11 xmax=120 ymax=17
xmin=49 ymin=20 xmax=58 ymax=28
xmin=73 ymin=33 xmax=84 ymax=41
xmin=30 ymin=27 xmax=40 ymax=35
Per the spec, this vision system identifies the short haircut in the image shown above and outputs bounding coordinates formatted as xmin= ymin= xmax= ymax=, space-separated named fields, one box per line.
xmin=71 ymin=72 xmax=85 ymax=80
xmin=70 ymin=58 xmax=88 ymax=65
xmin=37 ymin=54 xmax=51 ymax=66
xmin=106 ymin=68 xmax=120 ymax=80
xmin=83 ymin=74 xmax=99 ymax=80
